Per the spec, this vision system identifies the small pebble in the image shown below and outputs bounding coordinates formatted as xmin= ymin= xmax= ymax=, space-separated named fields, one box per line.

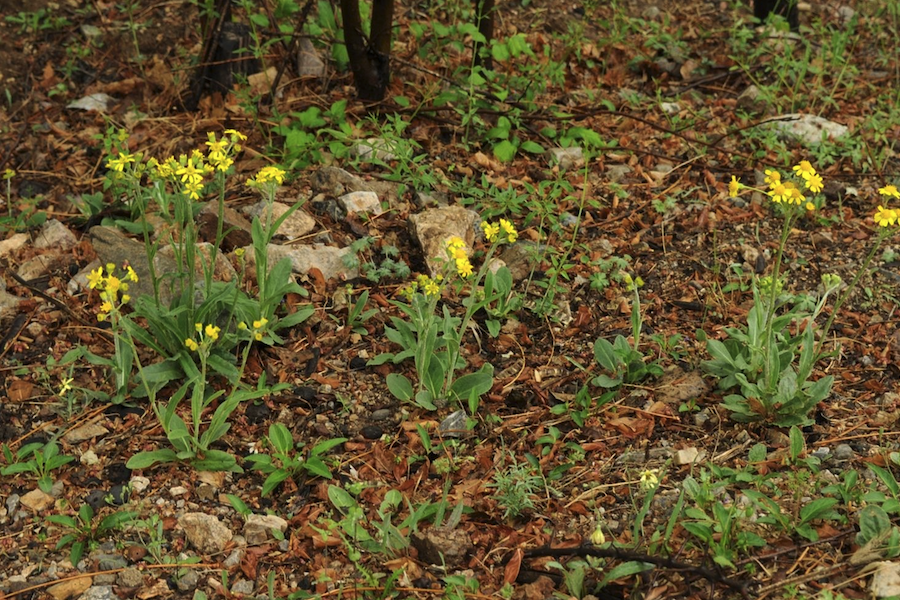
xmin=370 ymin=409 xmax=392 ymax=421
xmin=360 ymin=425 xmax=382 ymax=440
xmin=834 ymin=444 xmax=854 ymax=461
xmin=349 ymin=357 xmax=367 ymax=370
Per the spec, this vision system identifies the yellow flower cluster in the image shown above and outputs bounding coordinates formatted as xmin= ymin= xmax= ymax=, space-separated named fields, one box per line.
xmin=87 ymin=263 xmax=139 ymax=321
xmin=875 ymin=185 xmax=900 ymax=228
xmin=250 ymin=165 xmax=286 ymax=187
xmin=185 ymin=322 xmax=221 ymax=352
xmin=479 ymin=218 xmax=518 ymax=244
xmin=237 ymin=317 xmax=269 ymax=341
xmin=447 ymin=237 xmax=473 ymax=278
xmin=729 ymin=162 xmax=824 ymax=206
xmin=107 ymin=152 xmax=137 ymax=172
xmin=400 ymin=274 xmax=443 ymax=300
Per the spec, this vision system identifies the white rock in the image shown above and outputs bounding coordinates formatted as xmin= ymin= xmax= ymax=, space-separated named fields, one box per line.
xmin=296 ymin=37 xmax=325 ymax=78
xmin=67 ymin=93 xmax=114 ymax=112
xmin=80 ymin=450 xmax=100 ymax=466
xmin=674 ymin=447 xmax=701 ymax=465
xmin=765 ymin=113 xmax=849 ymax=145
xmin=63 ymin=422 xmax=109 ymax=444
xmin=179 ymin=512 xmax=233 ymax=554
xmin=350 ymin=138 xmax=397 ymax=162
xmin=245 ymin=201 xmax=316 ymax=240
xmin=0 ymin=233 xmax=29 ymax=257
xmin=261 ymin=243 xmax=358 ymax=281
xmin=169 ymin=486 xmax=188 ymax=497
xmin=20 ymin=489 xmax=55 ymax=512
xmin=547 ymin=147 xmax=584 ymax=171
xmin=244 ymin=514 xmax=289 ymax=546
xmin=129 ymin=476 xmax=150 ymax=493
xmin=47 ymin=575 xmax=92 ymax=600
xmin=871 ymin=561 xmax=900 ymax=597
xmin=338 ymin=191 xmax=382 ymax=216
xmin=34 ymin=219 xmax=77 ymax=250
xmin=660 ymin=102 xmax=680 ymax=115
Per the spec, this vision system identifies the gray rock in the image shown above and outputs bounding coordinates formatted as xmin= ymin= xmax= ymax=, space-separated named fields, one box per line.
xmin=311 ymin=167 xmax=371 ymax=198
xmin=243 ymin=514 xmax=288 ymax=546
xmin=338 ymin=191 xmax=382 ymax=216
xmin=89 ymin=226 xmax=177 ymax=302
xmin=78 ymin=586 xmax=116 ymax=600
xmin=179 ymin=512 xmax=233 ymax=555
xmin=244 ymin=201 xmax=315 ymax=241
xmin=296 ymin=37 xmax=325 ymax=78
xmin=350 ymin=138 xmax=398 ymax=162
xmin=606 ymin=164 xmax=632 ymax=183
xmin=116 ymin=568 xmax=143 ymax=588
xmin=410 ymin=527 xmax=472 ymax=568
xmin=498 ymin=241 xmax=546 ymax=281
xmin=0 ymin=289 xmax=21 ymax=320
xmin=370 ymin=409 xmax=392 ymax=421
xmin=737 ymin=85 xmax=766 ymax=113
xmin=408 ymin=206 xmax=479 ymax=276
xmin=175 ymin=569 xmax=200 ymax=592
xmin=811 ymin=447 xmax=830 ymax=461
xmin=257 ymin=243 xmax=358 ymax=281
xmin=660 ymin=102 xmax=680 ymax=115
xmin=765 ymin=113 xmax=849 ymax=146
xmin=96 ymin=553 xmax=127 ymax=570
xmin=62 ymin=422 xmax=109 ymax=444
xmin=439 ymin=410 xmax=469 ymax=438
xmin=34 ymin=219 xmax=77 ymax=250
xmin=0 ymin=232 xmax=29 ymax=258
xmin=834 ymin=444 xmax=854 ymax=461
xmin=6 ymin=494 xmax=20 ymax=516
xmin=198 ymin=201 xmax=253 ymax=249
xmin=17 ymin=254 xmax=58 ymax=281
xmin=547 ymin=147 xmax=584 ymax=171
xmin=412 ymin=190 xmax=449 ymax=209
xmin=231 ymin=579 xmax=255 ymax=595
xmin=223 ymin=548 xmax=244 ymax=568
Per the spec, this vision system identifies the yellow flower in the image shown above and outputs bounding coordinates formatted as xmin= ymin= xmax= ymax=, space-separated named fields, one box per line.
xmin=2 ymin=169 xmax=14 ymax=180
xmin=253 ymin=318 xmax=268 ymax=330
xmin=107 ymin=152 xmax=136 ymax=172
xmin=195 ymin=322 xmax=203 ymax=333
xmin=176 ymin=159 xmax=203 ymax=185
xmin=184 ymin=181 xmax=204 ymax=200
xmin=880 ymin=185 xmax=900 ymax=200
xmin=87 ymin=267 xmax=104 ymax=289
xmin=254 ymin=331 xmax=264 ymax=341
xmin=639 ymin=469 xmax=659 ymax=492
xmin=447 ymin=236 xmax=466 ymax=251
xmin=805 ymin=202 xmax=815 ymax=211
xmin=805 ymin=172 xmax=823 ymax=194
xmin=787 ymin=185 xmax=805 ymax=205
xmin=100 ymin=300 xmax=113 ymax=313
xmin=105 ymin=276 xmax=121 ymax=293
xmin=589 ymin=524 xmax=606 ymax=546
xmin=769 ymin=183 xmax=788 ymax=204
xmin=253 ymin=166 xmax=286 ymax=186
xmin=97 ymin=313 xmax=107 ymax=322
xmin=58 ymin=377 xmax=73 ymax=396
xmin=480 ymin=221 xmax=500 ymax=242
xmin=764 ymin=169 xmax=781 ymax=187
xmin=238 ymin=321 xmax=248 ymax=330
xmin=205 ymin=132 xmax=229 ymax=157
xmin=125 ymin=265 xmax=139 ymax=283
xmin=456 ymin=257 xmax=474 ymax=277
xmin=224 ymin=129 xmax=247 ymax=142
xmin=423 ymin=278 xmax=441 ymax=296
xmin=235 ymin=248 xmax=245 ymax=258
xmin=874 ymin=205 xmax=898 ymax=227
xmin=728 ymin=176 xmax=741 ymax=198
xmin=185 ymin=338 xmax=199 ymax=352
xmin=792 ymin=160 xmax=816 ymax=180
xmin=499 ymin=219 xmax=518 ymax=242
xmin=205 ymin=324 xmax=220 ymax=340
xmin=121 ymin=294 xmax=130 ymax=304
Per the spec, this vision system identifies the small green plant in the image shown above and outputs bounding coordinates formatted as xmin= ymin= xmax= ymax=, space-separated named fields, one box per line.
xmin=370 ymin=221 xmax=518 ymax=411
xmin=488 ymin=452 xmax=546 ymax=519
xmin=2 ymin=440 xmax=74 ymax=494
xmin=704 ymin=168 xmax=900 ymax=426
xmin=346 ymin=289 xmax=378 ymax=334
xmin=244 ymin=423 xmax=347 ymax=496
xmin=46 ymin=504 xmax=137 ymax=565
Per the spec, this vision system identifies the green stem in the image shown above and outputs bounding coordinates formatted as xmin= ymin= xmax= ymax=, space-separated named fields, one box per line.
xmin=814 ymin=230 xmax=889 ymax=361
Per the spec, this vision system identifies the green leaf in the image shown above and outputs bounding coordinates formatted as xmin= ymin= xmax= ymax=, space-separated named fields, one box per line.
xmin=748 ymin=443 xmax=767 ymax=462
xmin=386 ymin=373 xmax=413 ymax=401
xmin=192 ymin=450 xmax=240 ymax=473
xmin=327 ymin=485 xmax=357 ymax=510
xmin=593 ymin=338 xmax=620 ymax=372
xmin=226 ymin=494 xmax=251 ymax=516
xmin=789 ymin=426 xmax=805 ymax=461
xmin=269 ymin=423 xmax=295 ymax=454
xmin=491 ymin=42 xmax=509 ymax=62
xmin=449 ymin=364 xmax=494 ymax=401
xmin=262 ymin=469 xmax=291 ymax=497
xmin=126 ymin=449 xmax=178 ymax=470
xmin=493 ymin=140 xmax=518 ymax=163
xmin=857 ymin=505 xmax=892 ymax=546
xmin=310 ymin=437 xmax=347 ymax=456
xmin=520 ymin=141 xmax=545 ymax=154
xmin=303 ymin=457 xmax=333 ymax=479
xmin=799 ymin=497 xmax=840 ymax=524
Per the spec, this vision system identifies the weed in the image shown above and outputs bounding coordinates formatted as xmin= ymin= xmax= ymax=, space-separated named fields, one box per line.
xmin=2 ymin=440 xmax=74 ymax=494
xmin=244 ymin=423 xmax=346 ymax=496
xmin=45 ymin=504 xmax=137 ymax=565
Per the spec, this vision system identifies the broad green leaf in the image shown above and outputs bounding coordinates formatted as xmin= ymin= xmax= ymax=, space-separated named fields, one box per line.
xmin=386 ymin=373 xmax=413 ymax=401
xmin=126 ymin=449 xmax=178 ymax=470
